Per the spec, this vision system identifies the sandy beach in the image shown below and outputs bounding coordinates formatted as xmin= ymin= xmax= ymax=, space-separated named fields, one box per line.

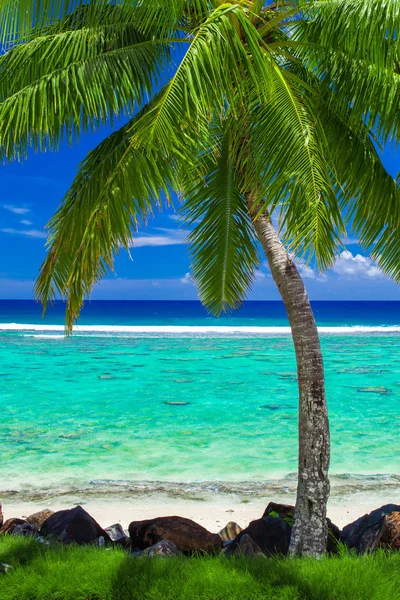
xmin=4 ymin=488 xmax=398 ymax=534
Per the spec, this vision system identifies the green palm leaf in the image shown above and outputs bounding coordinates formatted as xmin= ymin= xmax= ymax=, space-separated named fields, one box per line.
xmin=300 ymin=0 xmax=399 ymax=66
xmin=0 ymin=17 xmax=176 ymax=159
xmin=247 ymin=59 xmax=345 ymax=270
xmin=292 ymin=69 xmax=400 ymax=281
xmin=130 ymin=3 xmax=271 ymax=157
xmin=180 ymin=122 xmax=259 ymax=315
xmin=294 ymin=0 xmax=400 ymax=141
xmin=35 ymin=96 xmax=175 ymax=331
xmin=0 ymin=0 xmax=212 ymax=45
xmin=301 ymin=50 xmax=400 ymax=143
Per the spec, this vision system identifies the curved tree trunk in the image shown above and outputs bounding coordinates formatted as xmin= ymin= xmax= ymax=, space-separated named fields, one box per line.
xmin=248 ymin=202 xmax=330 ymax=557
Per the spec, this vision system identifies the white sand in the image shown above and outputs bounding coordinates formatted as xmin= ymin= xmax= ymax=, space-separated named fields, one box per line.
xmin=3 ymin=489 xmax=396 ymax=533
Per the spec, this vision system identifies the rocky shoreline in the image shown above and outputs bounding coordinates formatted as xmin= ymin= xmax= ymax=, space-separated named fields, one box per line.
xmin=1 ymin=501 xmax=399 ymax=565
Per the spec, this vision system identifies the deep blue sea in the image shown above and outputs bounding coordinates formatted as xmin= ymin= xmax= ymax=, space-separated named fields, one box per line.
xmin=0 ymin=299 xmax=399 ymax=327
xmin=0 ymin=300 xmax=399 ymax=503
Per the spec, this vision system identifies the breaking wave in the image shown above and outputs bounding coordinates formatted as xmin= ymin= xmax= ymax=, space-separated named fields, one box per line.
xmin=1 ymin=323 xmax=400 ymax=336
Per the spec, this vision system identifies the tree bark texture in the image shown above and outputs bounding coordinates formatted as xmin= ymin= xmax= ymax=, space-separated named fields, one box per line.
xmin=248 ymin=202 xmax=330 ymax=557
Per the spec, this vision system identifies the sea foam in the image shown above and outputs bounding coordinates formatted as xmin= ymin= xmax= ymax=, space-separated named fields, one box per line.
xmin=1 ymin=323 xmax=400 ymax=335
xmin=1 ymin=473 xmax=399 ymax=502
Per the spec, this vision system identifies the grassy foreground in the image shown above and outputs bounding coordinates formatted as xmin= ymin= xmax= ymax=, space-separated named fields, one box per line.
xmin=0 ymin=537 xmax=399 ymax=600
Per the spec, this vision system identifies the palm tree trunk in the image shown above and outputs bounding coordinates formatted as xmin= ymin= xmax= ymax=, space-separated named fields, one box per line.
xmin=248 ymin=202 xmax=330 ymax=557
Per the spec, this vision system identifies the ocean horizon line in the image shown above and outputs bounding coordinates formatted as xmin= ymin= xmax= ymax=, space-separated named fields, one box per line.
xmin=2 ymin=323 xmax=400 ymax=335
xmin=2 ymin=299 xmax=400 ymax=303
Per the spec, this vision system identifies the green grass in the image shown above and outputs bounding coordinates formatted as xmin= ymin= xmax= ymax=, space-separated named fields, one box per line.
xmin=0 ymin=537 xmax=399 ymax=600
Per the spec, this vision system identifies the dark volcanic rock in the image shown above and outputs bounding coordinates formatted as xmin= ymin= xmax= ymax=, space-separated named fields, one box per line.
xmin=40 ymin=509 xmax=71 ymax=534
xmin=226 ymin=534 xmax=265 ymax=557
xmin=218 ymin=522 xmax=242 ymax=542
xmin=129 ymin=516 xmax=223 ymax=554
xmin=262 ymin=502 xmax=340 ymax=552
xmin=104 ymin=523 xmax=130 ymax=547
xmin=377 ymin=512 xmax=400 ymax=550
xmin=95 ymin=536 xmax=107 ymax=547
xmin=27 ymin=509 xmax=54 ymax=530
xmin=327 ymin=518 xmax=341 ymax=553
xmin=263 ymin=502 xmax=295 ymax=523
xmin=238 ymin=534 xmax=264 ymax=557
xmin=0 ymin=518 xmax=26 ymax=535
xmin=40 ymin=506 xmax=110 ymax=545
xmin=139 ymin=540 xmax=181 ymax=558
xmin=341 ymin=504 xmax=400 ymax=553
xmin=12 ymin=523 xmax=38 ymax=537
xmin=236 ymin=517 xmax=291 ymax=556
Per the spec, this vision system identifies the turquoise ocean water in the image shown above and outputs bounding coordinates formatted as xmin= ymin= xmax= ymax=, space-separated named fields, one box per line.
xmin=0 ymin=301 xmax=399 ymax=502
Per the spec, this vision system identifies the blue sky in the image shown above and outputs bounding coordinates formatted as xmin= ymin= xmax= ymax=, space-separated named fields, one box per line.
xmin=1 ymin=121 xmax=399 ymax=301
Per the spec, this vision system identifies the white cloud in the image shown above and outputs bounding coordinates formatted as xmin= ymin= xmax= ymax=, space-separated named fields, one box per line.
xmin=180 ymin=272 xmax=193 ymax=285
xmin=254 ymin=269 xmax=267 ymax=280
xmin=343 ymin=237 xmax=360 ymax=246
xmin=262 ymin=252 xmax=382 ymax=281
xmin=298 ymin=265 xmax=316 ymax=279
xmin=169 ymin=214 xmax=202 ymax=225
xmin=0 ymin=228 xmax=47 ymax=239
xmin=299 ymin=265 xmax=317 ymax=279
xmin=298 ymin=264 xmax=327 ymax=282
xmin=2 ymin=204 xmax=30 ymax=215
xmin=261 ymin=260 xmax=324 ymax=281
xmin=133 ymin=236 xmax=181 ymax=247
xmin=331 ymin=251 xmax=383 ymax=279
xmin=20 ymin=219 xmax=33 ymax=226
xmin=129 ymin=228 xmax=186 ymax=248
xmin=157 ymin=227 xmax=186 ymax=236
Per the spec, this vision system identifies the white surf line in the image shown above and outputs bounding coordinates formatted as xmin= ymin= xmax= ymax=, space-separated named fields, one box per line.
xmin=1 ymin=323 xmax=400 ymax=334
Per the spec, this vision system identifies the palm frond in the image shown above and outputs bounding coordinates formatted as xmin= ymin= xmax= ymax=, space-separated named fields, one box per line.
xmin=293 ymin=0 xmax=400 ymax=142
xmin=318 ymin=106 xmax=400 ymax=281
xmin=35 ymin=95 xmax=175 ymax=332
xmin=278 ymin=59 xmax=400 ymax=282
xmin=1 ymin=0 xmax=109 ymax=46
xmin=0 ymin=10 xmax=176 ymax=99
xmin=300 ymin=50 xmax=400 ymax=143
xmin=0 ymin=0 xmax=213 ymax=46
xmin=246 ymin=58 xmax=345 ymax=270
xmin=300 ymin=0 xmax=399 ymax=67
xmin=180 ymin=121 xmax=259 ymax=315
xmin=0 ymin=17 xmax=176 ymax=160
xmin=130 ymin=3 xmax=272 ymax=157
xmin=134 ymin=0 xmax=215 ymax=35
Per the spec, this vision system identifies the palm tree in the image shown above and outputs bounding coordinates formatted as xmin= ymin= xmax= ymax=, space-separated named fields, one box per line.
xmin=1 ymin=0 xmax=399 ymax=556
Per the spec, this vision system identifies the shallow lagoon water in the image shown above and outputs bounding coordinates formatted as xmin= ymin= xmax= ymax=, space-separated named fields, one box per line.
xmin=1 ymin=328 xmax=399 ymax=501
